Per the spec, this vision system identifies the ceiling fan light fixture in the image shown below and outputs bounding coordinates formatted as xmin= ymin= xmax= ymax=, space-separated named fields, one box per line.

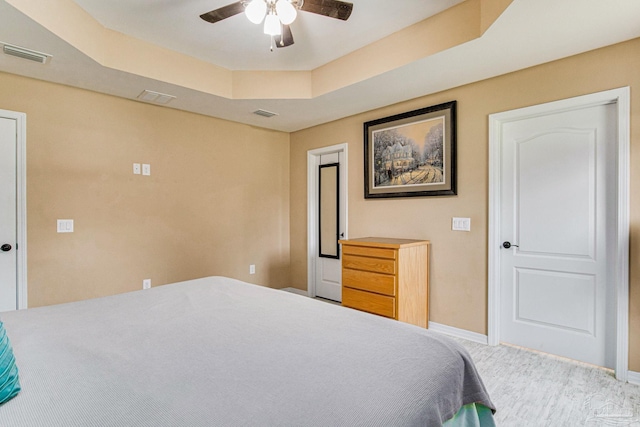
xmin=200 ymin=0 xmax=353 ymax=49
xmin=245 ymin=0 xmax=267 ymax=24
xmin=275 ymin=0 xmax=297 ymax=25
xmin=264 ymin=13 xmax=282 ymax=36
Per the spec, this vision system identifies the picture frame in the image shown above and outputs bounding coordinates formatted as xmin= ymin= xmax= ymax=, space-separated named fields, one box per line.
xmin=364 ymin=101 xmax=457 ymax=199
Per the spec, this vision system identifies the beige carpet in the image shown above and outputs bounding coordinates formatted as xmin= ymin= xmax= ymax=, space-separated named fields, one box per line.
xmin=454 ymin=338 xmax=640 ymax=426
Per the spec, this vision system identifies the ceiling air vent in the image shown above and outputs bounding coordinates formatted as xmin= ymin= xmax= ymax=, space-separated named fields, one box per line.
xmin=2 ymin=44 xmax=51 ymax=64
xmin=253 ymin=109 xmax=278 ymax=118
xmin=137 ymin=90 xmax=176 ymax=105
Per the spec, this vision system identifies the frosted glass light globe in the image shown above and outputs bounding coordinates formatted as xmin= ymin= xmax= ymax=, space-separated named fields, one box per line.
xmin=275 ymin=0 xmax=297 ymax=25
xmin=245 ymin=0 xmax=267 ymax=24
xmin=263 ymin=13 xmax=282 ymax=36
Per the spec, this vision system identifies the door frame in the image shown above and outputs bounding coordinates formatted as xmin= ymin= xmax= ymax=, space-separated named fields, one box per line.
xmin=487 ymin=87 xmax=630 ymax=381
xmin=1 ymin=109 xmax=27 ymax=310
xmin=307 ymin=143 xmax=348 ymax=297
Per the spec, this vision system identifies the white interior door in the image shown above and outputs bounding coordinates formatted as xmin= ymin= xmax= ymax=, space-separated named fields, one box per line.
xmin=0 ymin=116 xmax=18 ymax=312
xmin=315 ymin=152 xmax=345 ymax=301
xmin=499 ymin=103 xmax=616 ymax=368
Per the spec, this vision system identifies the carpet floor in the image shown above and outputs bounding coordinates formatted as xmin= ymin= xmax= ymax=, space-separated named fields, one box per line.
xmin=454 ymin=338 xmax=640 ymax=426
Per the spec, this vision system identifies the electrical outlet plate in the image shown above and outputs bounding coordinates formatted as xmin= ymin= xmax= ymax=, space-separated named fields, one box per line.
xmin=143 ymin=279 xmax=151 ymax=289
xmin=142 ymin=164 xmax=151 ymax=176
xmin=133 ymin=163 xmax=141 ymax=175
xmin=249 ymin=264 xmax=256 ymax=275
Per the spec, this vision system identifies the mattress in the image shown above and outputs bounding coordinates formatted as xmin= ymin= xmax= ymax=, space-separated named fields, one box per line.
xmin=0 ymin=276 xmax=495 ymax=426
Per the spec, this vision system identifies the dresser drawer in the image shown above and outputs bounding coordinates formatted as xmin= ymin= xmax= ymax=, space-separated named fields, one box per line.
xmin=342 ymin=287 xmax=396 ymax=318
xmin=342 ymin=254 xmax=396 ymax=275
xmin=342 ymin=268 xmax=396 ymax=296
xmin=342 ymin=245 xmax=396 ymax=260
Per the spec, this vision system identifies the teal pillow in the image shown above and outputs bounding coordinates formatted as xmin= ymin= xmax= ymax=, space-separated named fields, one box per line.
xmin=0 ymin=321 xmax=20 ymax=404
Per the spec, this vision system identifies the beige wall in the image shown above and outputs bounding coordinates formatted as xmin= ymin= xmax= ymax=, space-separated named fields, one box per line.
xmin=290 ymin=37 xmax=640 ymax=370
xmin=0 ymin=72 xmax=290 ymax=307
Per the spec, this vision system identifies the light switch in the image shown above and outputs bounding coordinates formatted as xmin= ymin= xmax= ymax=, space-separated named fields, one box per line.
xmin=142 ymin=164 xmax=151 ymax=176
xmin=133 ymin=163 xmax=141 ymax=175
xmin=452 ymin=217 xmax=471 ymax=231
xmin=57 ymin=219 xmax=74 ymax=233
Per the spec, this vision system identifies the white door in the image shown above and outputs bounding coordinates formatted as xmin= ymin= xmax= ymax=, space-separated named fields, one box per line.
xmin=0 ymin=116 xmax=18 ymax=312
xmin=499 ymin=103 xmax=616 ymax=368
xmin=315 ymin=152 xmax=346 ymax=301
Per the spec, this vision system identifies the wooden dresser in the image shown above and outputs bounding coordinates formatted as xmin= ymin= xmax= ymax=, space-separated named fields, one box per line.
xmin=339 ymin=237 xmax=429 ymax=328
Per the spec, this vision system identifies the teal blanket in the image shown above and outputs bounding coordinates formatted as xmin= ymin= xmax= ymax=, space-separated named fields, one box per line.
xmin=444 ymin=403 xmax=496 ymax=427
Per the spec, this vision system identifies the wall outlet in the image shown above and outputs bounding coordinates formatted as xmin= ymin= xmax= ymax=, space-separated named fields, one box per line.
xmin=133 ymin=163 xmax=141 ymax=175
xmin=249 ymin=264 xmax=256 ymax=275
xmin=143 ymin=279 xmax=151 ymax=290
xmin=142 ymin=164 xmax=151 ymax=176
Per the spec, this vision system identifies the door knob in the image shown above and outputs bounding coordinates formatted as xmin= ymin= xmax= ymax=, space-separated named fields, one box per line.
xmin=1 ymin=244 xmax=12 ymax=252
xmin=502 ymin=241 xmax=519 ymax=249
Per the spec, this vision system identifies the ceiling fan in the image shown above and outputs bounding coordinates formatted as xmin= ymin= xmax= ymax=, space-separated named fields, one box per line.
xmin=200 ymin=0 xmax=353 ymax=49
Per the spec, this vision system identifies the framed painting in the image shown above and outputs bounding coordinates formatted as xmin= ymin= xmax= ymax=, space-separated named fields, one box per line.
xmin=364 ymin=101 xmax=457 ymax=198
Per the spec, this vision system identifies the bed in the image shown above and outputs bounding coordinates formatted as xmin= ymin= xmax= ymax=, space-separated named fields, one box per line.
xmin=0 ymin=276 xmax=495 ymax=426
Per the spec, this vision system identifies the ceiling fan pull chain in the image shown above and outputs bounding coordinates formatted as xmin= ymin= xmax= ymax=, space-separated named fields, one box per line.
xmin=270 ymin=35 xmax=274 ymax=52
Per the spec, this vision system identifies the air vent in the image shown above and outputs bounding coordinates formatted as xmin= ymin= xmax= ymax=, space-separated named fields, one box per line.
xmin=253 ymin=109 xmax=278 ymax=118
xmin=137 ymin=90 xmax=176 ymax=105
xmin=2 ymin=44 xmax=51 ymax=64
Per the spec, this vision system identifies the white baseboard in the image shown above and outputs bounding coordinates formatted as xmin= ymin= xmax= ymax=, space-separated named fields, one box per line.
xmin=627 ymin=370 xmax=640 ymax=385
xmin=280 ymin=287 xmax=309 ymax=297
xmin=428 ymin=322 xmax=489 ymax=345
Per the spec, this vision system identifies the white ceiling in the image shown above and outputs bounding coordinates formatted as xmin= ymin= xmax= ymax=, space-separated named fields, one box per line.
xmin=0 ymin=0 xmax=639 ymax=132
xmin=71 ymin=0 xmax=466 ymax=71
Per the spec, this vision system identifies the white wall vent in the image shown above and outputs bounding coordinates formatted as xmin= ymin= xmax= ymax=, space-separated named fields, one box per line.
xmin=2 ymin=44 xmax=51 ymax=64
xmin=253 ymin=109 xmax=278 ymax=118
xmin=137 ymin=90 xmax=176 ymax=105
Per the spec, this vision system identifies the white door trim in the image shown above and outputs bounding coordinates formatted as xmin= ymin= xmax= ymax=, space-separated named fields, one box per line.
xmin=0 ymin=109 xmax=27 ymax=310
xmin=307 ymin=143 xmax=348 ymax=297
xmin=488 ymin=87 xmax=630 ymax=381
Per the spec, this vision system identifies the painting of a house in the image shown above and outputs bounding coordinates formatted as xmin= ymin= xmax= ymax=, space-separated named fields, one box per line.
xmin=373 ymin=118 xmax=445 ymax=189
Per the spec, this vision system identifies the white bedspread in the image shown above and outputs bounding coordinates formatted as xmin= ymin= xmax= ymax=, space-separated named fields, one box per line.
xmin=0 ymin=276 xmax=493 ymax=426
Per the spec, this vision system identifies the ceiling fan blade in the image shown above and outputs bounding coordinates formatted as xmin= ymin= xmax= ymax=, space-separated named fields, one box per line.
xmin=299 ymin=0 xmax=353 ymax=21
xmin=276 ymin=25 xmax=295 ymax=48
xmin=200 ymin=1 xmax=245 ymax=24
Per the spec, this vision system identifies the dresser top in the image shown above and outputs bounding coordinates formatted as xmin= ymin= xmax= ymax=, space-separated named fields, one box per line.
xmin=339 ymin=237 xmax=429 ymax=249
